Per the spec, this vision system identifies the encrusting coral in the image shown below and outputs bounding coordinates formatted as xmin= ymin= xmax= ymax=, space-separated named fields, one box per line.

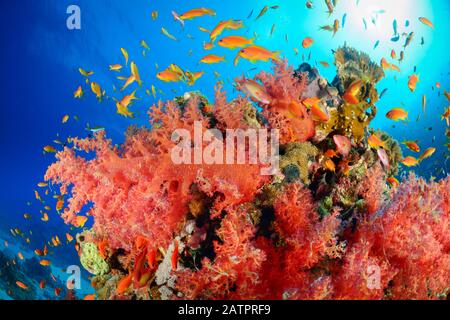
xmin=44 ymin=47 xmax=449 ymax=300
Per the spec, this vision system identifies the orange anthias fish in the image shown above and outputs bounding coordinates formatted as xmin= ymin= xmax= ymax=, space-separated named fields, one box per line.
xmin=408 ymin=74 xmax=419 ymax=92
xmin=391 ymin=49 xmax=397 ymax=59
xmin=418 ymin=17 xmax=434 ymax=28
xmin=403 ymin=141 xmax=420 ymax=152
xmin=387 ymin=177 xmax=400 ymax=188
xmin=39 ymin=280 xmax=46 ymax=289
xmin=324 ymin=149 xmax=338 ymax=158
xmin=66 ymin=233 xmax=74 ymax=243
xmin=368 ymin=134 xmax=386 ymax=149
xmin=419 ymin=147 xmax=436 ymax=161
xmin=390 ymin=63 xmax=401 ymax=72
xmin=73 ymin=215 xmax=88 ymax=228
xmin=302 ymin=97 xmax=322 ymax=109
xmin=210 ymin=20 xmax=244 ymax=42
xmin=185 ymin=71 xmax=204 ymax=86
xmin=343 ymin=80 xmax=363 ymax=105
xmin=203 ymin=42 xmax=214 ymax=50
xmin=16 ymin=281 xmax=28 ymax=290
xmin=40 ymin=259 xmax=51 ymax=266
xmin=116 ymin=274 xmax=132 ymax=294
xmin=324 ymin=159 xmax=336 ymax=172
xmin=84 ymin=294 xmax=96 ymax=300
xmin=56 ymin=199 xmax=64 ymax=211
xmin=442 ymin=106 xmax=450 ymax=124
xmin=238 ymin=46 xmax=280 ymax=63
xmin=218 ymin=36 xmax=254 ymax=49
xmin=178 ymin=8 xmax=216 ymax=20
xmin=401 ymin=156 xmax=420 ymax=167
xmin=200 ymin=54 xmax=225 ymax=64
xmin=157 ymin=69 xmax=182 ymax=82
xmin=74 ymin=86 xmax=83 ymax=98
xmin=444 ymin=90 xmax=450 ymax=102
xmin=239 ymin=79 xmax=272 ymax=104
xmin=116 ymin=90 xmax=137 ymax=118
xmin=381 ymin=58 xmax=391 ymax=70
xmin=310 ymin=103 xmax=330 ymax=123
xmin=386 ymin=108 xmax=408 ymax=121
xmin=302 ymin=37 xmax=314 ymax=48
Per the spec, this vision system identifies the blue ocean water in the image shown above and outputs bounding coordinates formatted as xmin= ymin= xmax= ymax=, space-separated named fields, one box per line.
xmin=0 ymin=0 xmax=448 ymax=299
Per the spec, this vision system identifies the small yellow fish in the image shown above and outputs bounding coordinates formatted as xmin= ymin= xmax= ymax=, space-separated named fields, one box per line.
xmin=78 ymin=68 xmax=93 ymax=77
xmin=73 ymin=86 xmax=83 ymax=98
xmin=151 ymin=11 xmax=158 ymax=20
xmin=319 ymin=61 xmax=330 ymax=68
xmin=198 ymin=26 xmax=210 ymax=33
xmin=161 ymin=27 xmax=177 ymax=41
xmin=116 ymin=90 xmax=137 ymax=118
xmin=90 ymin=82 xmax=103 ymax=100
xmin=140 ymin=40 xmax=150 ymax=50
xmin=120 ymin=48 xmax=129 ymax=66
xmin=185 ymin=71 xmax=204 ymax=86
xmin=120 ymin=75 xmax=136 ymax=91
xmin=43 ymin=145 xmax=56 ymax=153
xmin=130 ymin=61 xmax=142 ymax=86
xmin=61 ymin=115 xmax=69 ymax=124
xmin=368 ymin=134 xmax=386 ymax=149
xmin=109 ymin=64 xmax=123 ymax=72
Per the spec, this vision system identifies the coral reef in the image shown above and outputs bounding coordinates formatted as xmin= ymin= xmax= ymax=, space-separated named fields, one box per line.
xmin=45 ymin=47 xmax=449 ymax=300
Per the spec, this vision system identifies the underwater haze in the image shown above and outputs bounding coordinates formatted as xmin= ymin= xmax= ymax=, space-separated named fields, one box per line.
xmin=0 ymin=0 xmax=449 ymax=300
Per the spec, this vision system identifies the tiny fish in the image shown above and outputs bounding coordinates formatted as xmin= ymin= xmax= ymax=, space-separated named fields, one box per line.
xmin=255 ymin=5 xmax=269 ymax=20
xmin=161 ymin=27 xmax=177 ymax=41
xmin=342 ymin=13 xmax=347 ymax=28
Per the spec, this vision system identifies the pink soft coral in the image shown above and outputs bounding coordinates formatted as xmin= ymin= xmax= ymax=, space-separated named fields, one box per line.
xmin=333 ymin=174 xmax=449 ymax=299
xmin=255 ymin=61 xmax=315 ymax=143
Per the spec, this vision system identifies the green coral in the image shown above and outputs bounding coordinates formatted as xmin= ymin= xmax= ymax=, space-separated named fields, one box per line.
xmin=280 ymin=142 xmax=318 ymax=185
xmin=315 ymin=46 xmax=385 ymax=143
xmin=80 ymin=242 xmax=110 ymax=276
xmin=334 ymin=45 xmax=385 ymax=89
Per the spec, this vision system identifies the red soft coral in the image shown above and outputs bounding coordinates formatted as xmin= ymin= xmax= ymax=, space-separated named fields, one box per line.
xmin=176 ymin=206 xmax=265 ymax=299
xmin=333 ymin=174 xmax=449 ymax=299
xmin=255 ymin=61 xmax=315 ymax=143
